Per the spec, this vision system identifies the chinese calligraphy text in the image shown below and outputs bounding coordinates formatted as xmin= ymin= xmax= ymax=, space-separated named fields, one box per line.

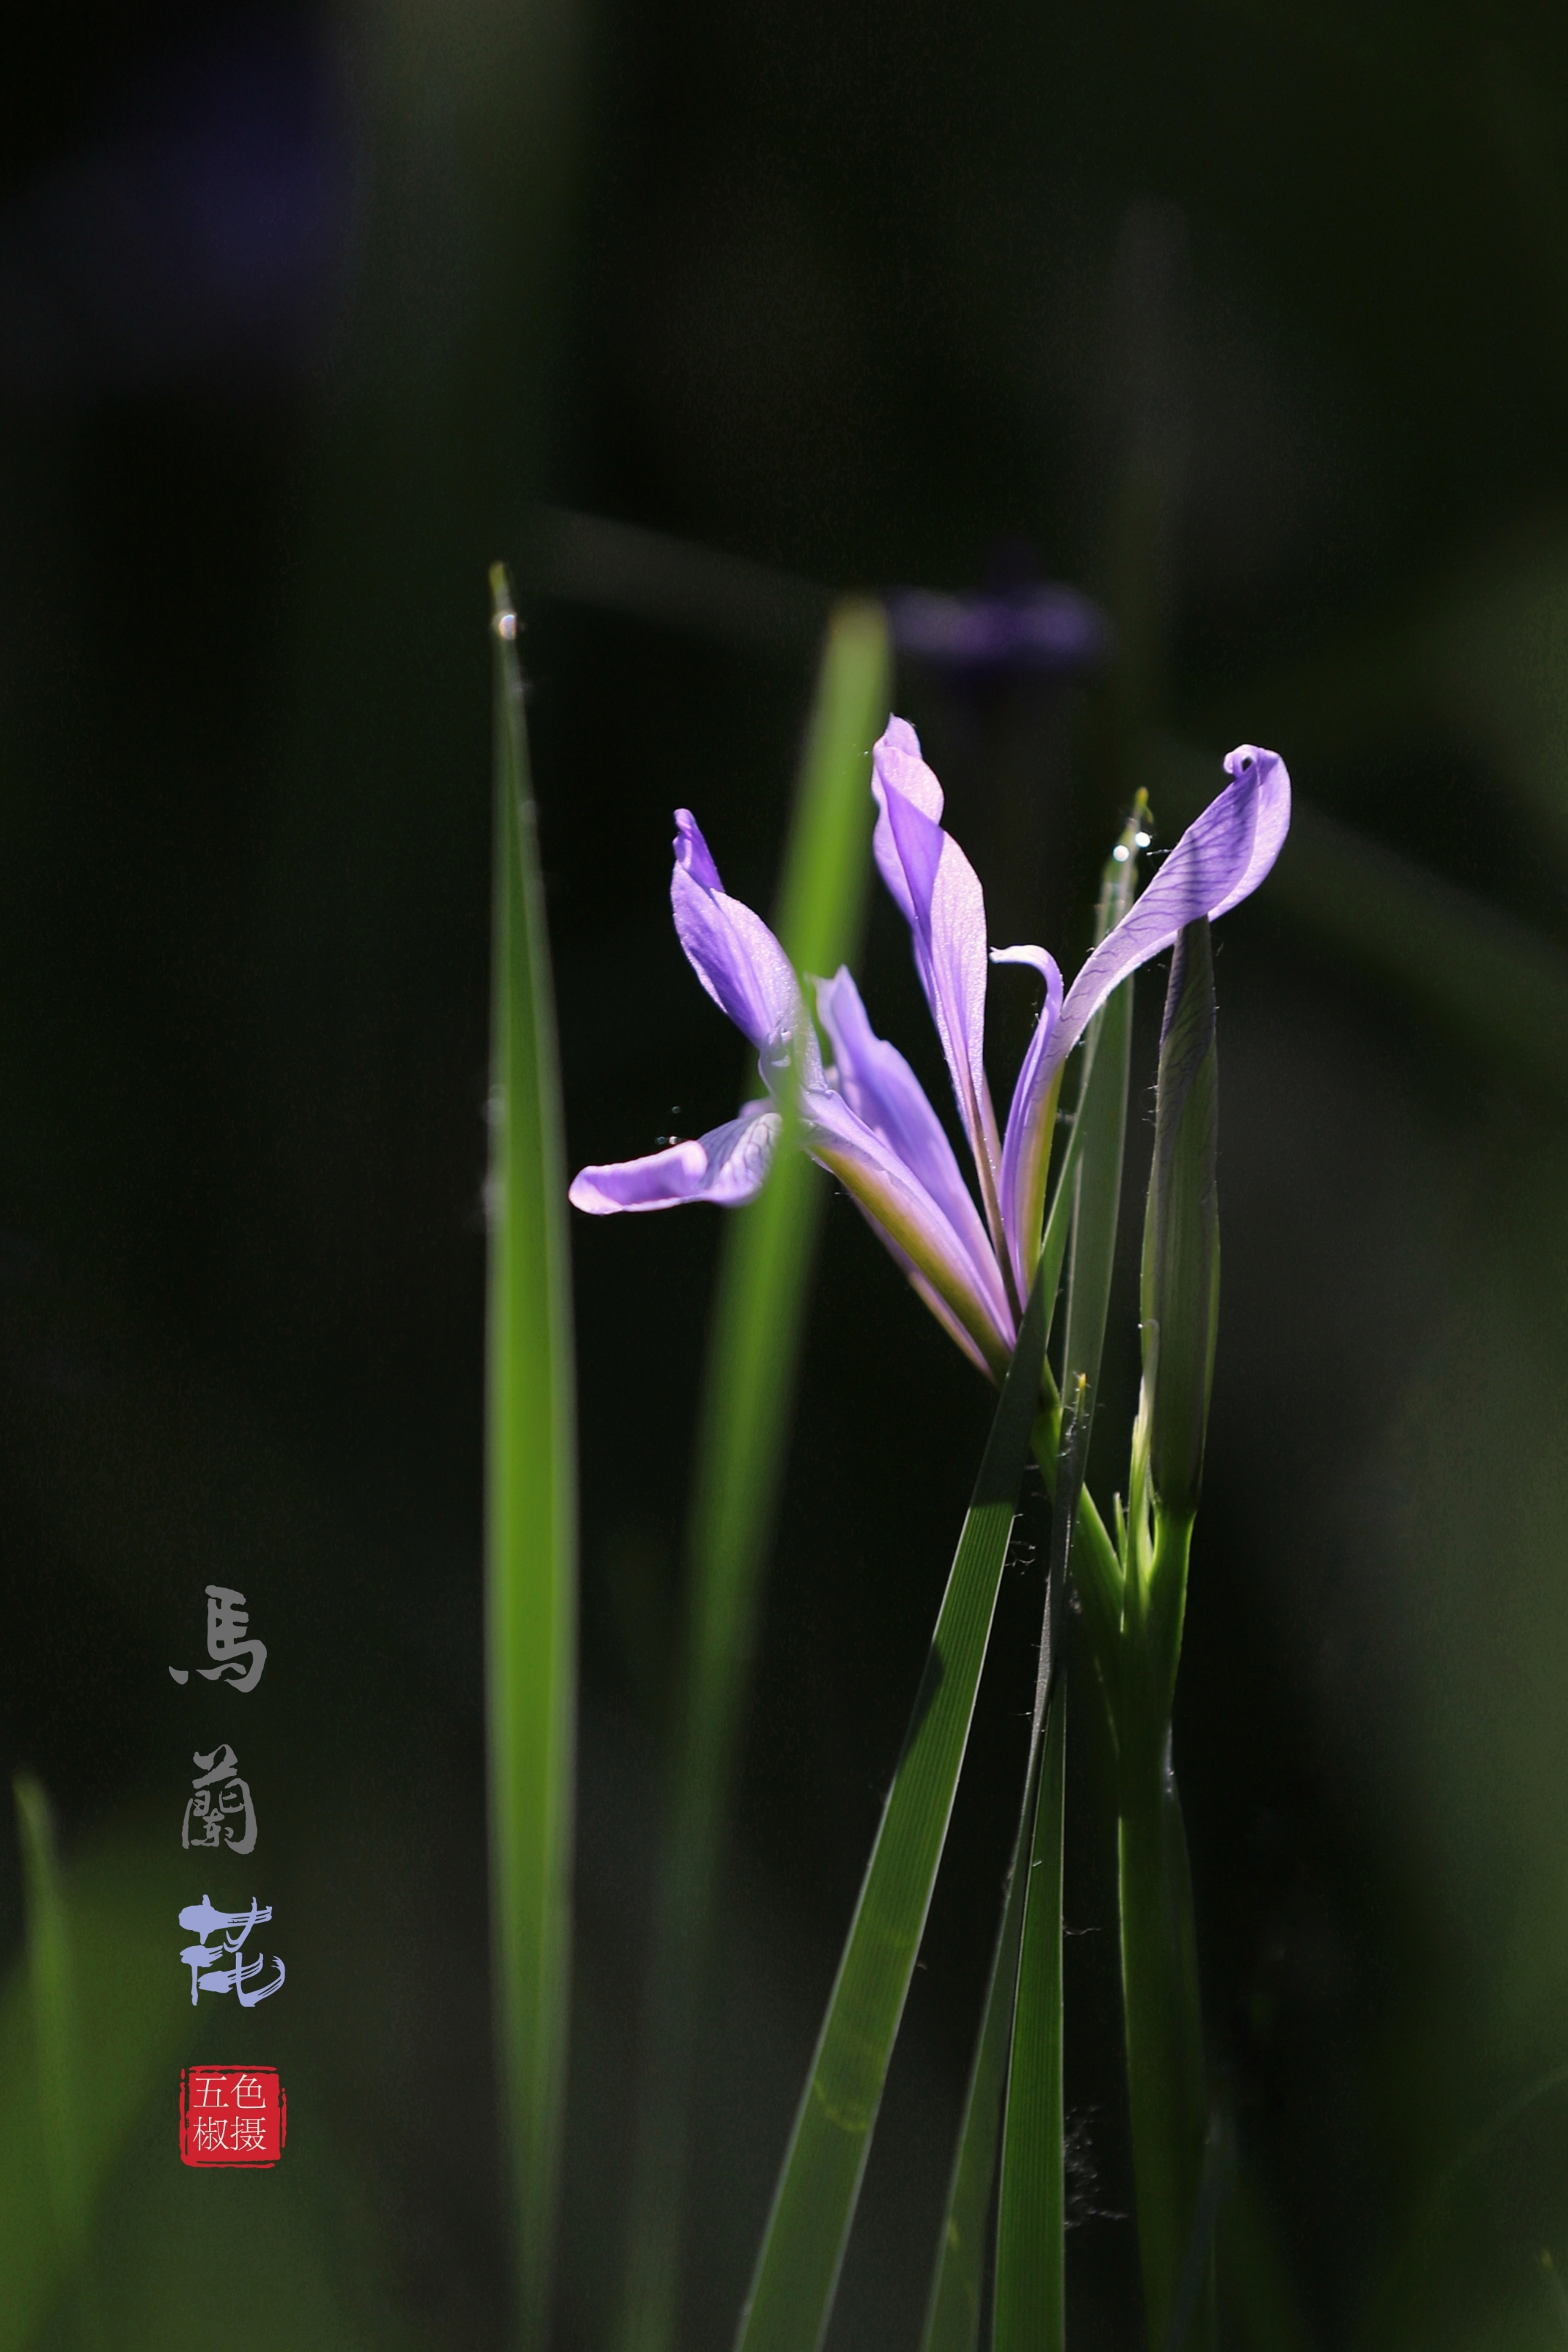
xmin=178 ymin=1895 xmax=285 ymax=2007
xmin=181 ymin=1743 xmax=257 ymax=1855
xmin=168 ymin=1585 xmax=267 ymax=1692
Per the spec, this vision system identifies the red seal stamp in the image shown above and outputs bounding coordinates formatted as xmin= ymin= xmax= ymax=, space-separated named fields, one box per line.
xmin=179 ymin=2065 xmax=286 ymax=2165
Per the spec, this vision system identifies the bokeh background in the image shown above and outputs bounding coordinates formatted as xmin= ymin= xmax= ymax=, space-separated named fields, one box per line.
xmin=6 ymin=0 xmax=1568 ymax=2345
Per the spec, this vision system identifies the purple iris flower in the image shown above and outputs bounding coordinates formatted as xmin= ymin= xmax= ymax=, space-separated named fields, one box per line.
xmin=887 ymin=583 xmax=1109 ymax=679
xmin=570 ymin=720 xmax=1289 ymax=1379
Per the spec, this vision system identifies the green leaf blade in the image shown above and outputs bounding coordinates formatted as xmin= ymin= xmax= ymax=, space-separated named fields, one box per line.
xmin=918 ymin=1744 xmax=1034 ymax=2352
xmin=1118 ymin=903 xmax=1223 ymax=2352
xmin=486 ymin=564 xmax=579 ymax=2351
xmin=735 ymin=1272 xmax=1048 ymax=2352
xmin=617 ymin=599 xmax=890 ymax=2352
xmin=992 ymin=810 xmax=1143 ymax=2352
xmin=992 ymin=1688 xmax=1068 ymax=2352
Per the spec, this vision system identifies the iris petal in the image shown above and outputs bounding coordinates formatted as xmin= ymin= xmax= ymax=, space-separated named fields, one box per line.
xmin=799 ymin=1081 xmax=1014 ymax=1378
xmin=568 ymin=1102 xmax=781 ymax=1213
xmin=990 ymin=943 xmax=1065 ymax=1301
xmin=814 ymin=966 xmax=1010 ymax=1340
xmin=671 ymin=810 xmax=803 ymax=1051
xmin=871 ymin=721 xmax=1004 ymax=1240
xmin=1044 ymin=745 xmax=1290 ymax=1083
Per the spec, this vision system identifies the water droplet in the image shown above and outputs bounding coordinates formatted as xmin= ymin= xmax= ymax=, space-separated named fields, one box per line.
xmin=494 ymin=609 xmax=518 ymax=640
xmin=1112 ymin=843 xmax=1130 ymax=862
xmin=1134 ymin=830 xmax=1151 ymax=847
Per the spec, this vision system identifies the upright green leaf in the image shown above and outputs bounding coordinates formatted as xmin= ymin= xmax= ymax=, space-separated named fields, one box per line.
xmin=618 ymin=601 xmax=890 ymax=2352
xmin=1057 ymin=813 xmax=1140 ymax=1492
xmin=922 ymin=815 xmax=1143 ymax=2352
xmin=0 ymin=1813 xmax=200 ymax=2352
xmin=1119 ymin=910 xmax=1222 ymax=2352
xmin=14 ymin=1775 xmax=100 ymax=2350
xmin=1116 ymin=1764 xmax=1210 ymax=2352
xmin=993 ymin=815 xmax=1142 ymax=2352
xmin=1033 ymin=812 xmax=1143 ymax=1691
xmin=918 ymin=1751 xmax=1034 ymax=2352
xmin=1139 ymin=919 xmax=1219 ymax=1540
xmin=486 ymin=563 xmax=578 ymax=2351
xmin=991 ymin=1688 xmax=1068 ymax=2352
xmin=735 ymin=1269 xmax=1048 ymax=2352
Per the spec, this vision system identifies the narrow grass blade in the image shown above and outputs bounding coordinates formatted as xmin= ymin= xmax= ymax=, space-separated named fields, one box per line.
xmin=14 ymin=1775 xmax=99 ymax=2348
xmin=1543 ymin=2252 xmax=1568 ymax=2339
xmin=486 ymin=563 xmax=578 ymax=2349
xmin=0 ymin=1813 xmax=202 ymax=2351
xmin=992 ymin=1686 xmax=1068 ymax=2352
xmin=618 ymin=600 xmax=890 ymax=2352
xmin=1119 ymin=895 xmax=1225 ymax=2352
xmin=918 ymin=1748 xmax=1035 ymax=2352
xmin=1119 ymin=1643 xmax=1212 ymax=2351
xmin=735 ymin=1267 xmax=1048 ymax=2352
xmin=1161 ymin=2111 xmax=1234 ymax=2352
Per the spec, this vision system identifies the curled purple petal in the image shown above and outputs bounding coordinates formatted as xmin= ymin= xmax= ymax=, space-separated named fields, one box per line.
xmin=871 ymin=719 xmax=1003 ymax=1232
xmin=569 ymin=1102 xmax=780 ymax=1213
xmin=814 ymin=967 xmax=1011 ymax=1340
xmin=990 ymin=944 xmax=1065 ymax=1301
xmin=670 ymin=810 xmax=802 ymax=1050
xmin=1206 ymin=744 xmax=1293 ymax=918
xmin=1046 ymin=744 xmax=1291 ymax=1081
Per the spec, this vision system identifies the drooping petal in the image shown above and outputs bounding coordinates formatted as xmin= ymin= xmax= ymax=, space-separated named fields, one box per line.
xmin=798 ymin=1078 xmax=1014 ymax=1378
xmin=569 ymin=1102 xmax=780 ymax=1213
xmin=989 ymin=943 xmax=1064 ymax=1301
xmin=1045 ymin=744 xmax=1291 ymax=1081
xmin=814 ymin=966 xmax=1010 ymax=1340
xmin=871 ymin=719 xmax=1003 ymax=1229
xmin=670 ymin=810 xmax=803 ymax=1051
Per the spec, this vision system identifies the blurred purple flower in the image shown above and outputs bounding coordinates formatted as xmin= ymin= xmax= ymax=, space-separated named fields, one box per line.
xmin=887 ymin=582 xmax=1109 ymax=679
xmin=571 ymin=720 xmax=1289 ymax=1377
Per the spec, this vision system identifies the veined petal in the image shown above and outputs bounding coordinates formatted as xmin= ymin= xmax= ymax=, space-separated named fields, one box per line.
xmin=1047 ymin=744 xmax=1291 ymax=1080
xmin=871 ymin=719 xmax=1004 ymax=1230
xmin=991 ymin=943 xmax=1064 ymax=1301
xmin=870 ymin=715 xmax=944 ymax=924
xmin=799 ymin=1079 xmax=1014 ymax=1378
xmin=671 ymin=810 xmax=803 ymax=1051
xmin=569 ymin=1102 xmax=781 ymax=1213
xmin=814 ymin=965 xmax=1009 ymax=1337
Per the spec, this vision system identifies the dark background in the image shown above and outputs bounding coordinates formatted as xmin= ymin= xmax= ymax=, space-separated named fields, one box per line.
xmin=4 ymin=0 xmax=1568 ymax=2345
